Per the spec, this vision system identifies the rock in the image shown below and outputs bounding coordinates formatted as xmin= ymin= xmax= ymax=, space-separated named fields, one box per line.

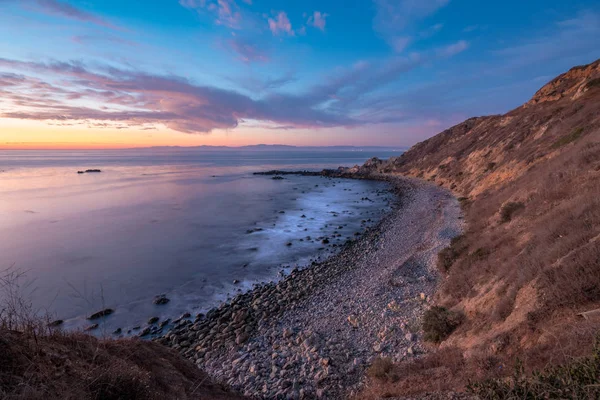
xmin=233 ymin=279 xmax=240 ymax=284
xmin=236 ymin=333 xmax=250 ymax=345
xmin=148 ymin=316 xmax=159 ymax=324
xmin=85 ymin=324 xmax=99 ymax=331
xmin=420 ymin=292 xmax=427 ymax=300
xmin=48 ymin=319 xmax=63 ymax=327
xmin=407 ymin=346 xmax=414 ymax=355
xmin=159 ymin=319 xmax=170 ymax=328
xmin=286 ymin=242 xmax=292 ymax=246
xmin=387 ymin=300 xmax=401 ymax=312
xmin=283 ymin=328 xmax=293 ymax=338
xmin=405 ymin=332 xmax=415 ymax=342
xmin=112 ymin=328 xmax=122 ymax=335
xmin=139 ymin=327 xmax=151 ymax=337
xmin=153 ymin=295 xmax=170 ymax=305
xmin=87 ymin=308 xmax=114 ymax=320
xmin=85 ymin=169 xmax=101 ymax=173
xmin=272 ymin=176 xmax=285 ymax=180
xmin=347 ymin=314 xmax=359 ymax=328
xmin=321 ymin=239 xmax=330 ymax=244
xmin=373 ymin=343 xmax=383 ymax=352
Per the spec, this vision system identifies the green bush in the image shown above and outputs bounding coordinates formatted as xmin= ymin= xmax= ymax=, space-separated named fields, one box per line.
xmin=422 ymin=306 xmax=463 ymax=343
xmin=500 ymin=202 xmax=525 ymax=223
xmin=468 ymin=337 xmax=600 ymax=399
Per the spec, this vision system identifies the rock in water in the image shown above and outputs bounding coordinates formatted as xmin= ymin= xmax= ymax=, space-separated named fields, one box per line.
xmin=87 ymin=308 xmax=114 ymax=320
xmin=153 ymin=294 xmax=170 ymax=305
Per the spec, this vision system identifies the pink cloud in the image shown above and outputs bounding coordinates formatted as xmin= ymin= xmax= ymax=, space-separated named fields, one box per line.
xmin=227 ymin=38 xmax=269 ymax=63
xmin=180 ymin=0 xmax=242 ymax=29
xmin=307 ymin=11 xmax=328 ymax=31
xmin=268 ymin=12 xmax=294 ymax=36
xmin=33 ymin=0 xmax=119 ymax=29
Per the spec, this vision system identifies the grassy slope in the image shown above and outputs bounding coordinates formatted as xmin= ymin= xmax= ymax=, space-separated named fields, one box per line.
xmin=359 ymin=59 xmax=600 ymax=398
xmin=0 ymin=329 xmax=245 ymax=400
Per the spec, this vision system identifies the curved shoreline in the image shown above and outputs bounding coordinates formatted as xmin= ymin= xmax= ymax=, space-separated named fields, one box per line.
xmin=157 ymin=175 xmax=463 ymax=399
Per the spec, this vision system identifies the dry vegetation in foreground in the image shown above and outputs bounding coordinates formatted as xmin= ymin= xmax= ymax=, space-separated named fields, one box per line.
xmin=0 ymin=269 xmax=243 ymax=400
xmin=357 ymin=59 xmax=600 ymax=398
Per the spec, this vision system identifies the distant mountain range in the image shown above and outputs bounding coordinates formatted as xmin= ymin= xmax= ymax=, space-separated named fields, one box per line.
xmin=132 ymin=144 xmax=406 ymax=152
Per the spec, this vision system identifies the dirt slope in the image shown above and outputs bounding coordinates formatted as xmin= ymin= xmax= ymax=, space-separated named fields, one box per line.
xmin=357 ymin=58 xmax=600 ymax=397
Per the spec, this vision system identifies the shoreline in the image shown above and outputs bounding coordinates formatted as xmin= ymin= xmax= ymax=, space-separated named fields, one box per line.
xmin=156 ymin=174 xmax=463 ymax=399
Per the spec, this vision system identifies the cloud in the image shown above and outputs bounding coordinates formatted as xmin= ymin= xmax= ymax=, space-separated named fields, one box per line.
xmin=72 ymin=35 xmax=136 ymax=47
xmin=180 ymin=0 xmax=243 ymax=29
xmin=0 ymin=58 xmax=357 ymax=133
xmin=33 ymin=0 xmax=118 ymax=29
xmin=373 ymin=0 xmax=449 ymax=51
xmin=307 ymin=11 xmax=328 ymax=31
xmin=268 ymin=11 xmax=294 ymax=36
xmin=226 ymin=37 xmax=269 ymax=63
xmin=391 ymin=37 xmax=411 ymax=53
xmin=492 ymin=10 xmax=600 ymax=71
xmin=420 ymin=23 xmax=443 ymax=38
xmin=438 ymin=40 xmax=468 ymax=57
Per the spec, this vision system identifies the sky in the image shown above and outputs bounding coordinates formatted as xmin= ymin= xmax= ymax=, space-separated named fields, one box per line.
xmin=0 ymin=0 xmax=599 ymax=149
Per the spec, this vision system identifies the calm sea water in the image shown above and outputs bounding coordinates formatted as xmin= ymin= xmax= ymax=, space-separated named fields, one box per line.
xmin=0 ymin=149 xmax=400 ymax=334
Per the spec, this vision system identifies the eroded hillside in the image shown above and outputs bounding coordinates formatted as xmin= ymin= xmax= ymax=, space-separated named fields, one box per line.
xmin=358 ymin=59 xmax=600 ymax=398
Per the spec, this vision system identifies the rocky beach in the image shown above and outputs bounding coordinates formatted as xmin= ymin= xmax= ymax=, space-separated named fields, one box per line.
xmin=156 ymin=174 xmax=463 ymax=399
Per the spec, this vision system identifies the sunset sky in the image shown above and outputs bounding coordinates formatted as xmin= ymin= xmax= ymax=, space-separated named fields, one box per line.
xmin=0 ymin=0 xmax=599 ymax=149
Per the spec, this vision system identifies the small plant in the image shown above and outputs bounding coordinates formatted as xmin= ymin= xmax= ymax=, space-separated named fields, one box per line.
xmin=500 ymin=201 xmax=525 ymax=223
xmin=367 ymin=357 xmax=397 ymax=381
xmin=422 ymin=306 xmax=463 ymax=343
xmin=468 ymin=336 xmax=600 ymax=398
xmin=437 ymin=235 xmax=466 ymax=272
xmin=552 ymin=127 xmax=584 ymax=149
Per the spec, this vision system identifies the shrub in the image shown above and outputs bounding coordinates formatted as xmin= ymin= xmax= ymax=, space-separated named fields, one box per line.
xmin=468 ymin=336 xmax=600 ymax=398
xmin=367 ymin=357 xmax=397 ymax=381
xmin=552 ymin=127 xmax=584 ymax=149
xmin=437 ymin=235 xmax=466 ymax=272
xmin=422 ymin=306 xmax=463 ymax=343
xmin=486 ymin=162 xmax=496 ymax=172
xmin=587 ymin=78 xmax=600 ymax=89
xmin=499 ymin=202 xmax=525 ymax=223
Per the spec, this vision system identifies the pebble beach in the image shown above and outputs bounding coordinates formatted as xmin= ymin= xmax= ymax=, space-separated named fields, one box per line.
xmin=156 ymin=175 xmax=463 ymax=399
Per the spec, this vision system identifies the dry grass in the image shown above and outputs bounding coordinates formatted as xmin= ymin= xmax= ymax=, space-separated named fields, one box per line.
xmin=357 ymin=58 xmax=600 ymax=398
xmin=0 ymin=268 xmax=244 ymax=400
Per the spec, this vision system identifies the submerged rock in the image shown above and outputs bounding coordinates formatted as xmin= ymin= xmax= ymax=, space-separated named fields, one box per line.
xmin=153 ymin=295 xmax=170 ymax=305
xmin=48 ymin=319 xmax=63 ymax=327
xmin=87 ymin=308 xmax=114 ymax=320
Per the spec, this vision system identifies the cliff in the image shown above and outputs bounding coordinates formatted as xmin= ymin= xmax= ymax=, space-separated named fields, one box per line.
xmin=358 ymin=58 xmax=600 ymax=398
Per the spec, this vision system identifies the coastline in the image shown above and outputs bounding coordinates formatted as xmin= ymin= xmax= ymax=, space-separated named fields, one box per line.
xmin=156 ymin=174 xmax=463 ymax=399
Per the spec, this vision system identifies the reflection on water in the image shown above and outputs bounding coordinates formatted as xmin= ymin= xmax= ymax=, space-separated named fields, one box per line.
xmin=0 ymin=149 xmax=400 ymax=333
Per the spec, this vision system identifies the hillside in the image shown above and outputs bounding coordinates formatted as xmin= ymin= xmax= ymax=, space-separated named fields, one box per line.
xmin=357 ymin=59 xmax=600 ymax=397
xmin=0 ymin=329 xmax=245 ymax=400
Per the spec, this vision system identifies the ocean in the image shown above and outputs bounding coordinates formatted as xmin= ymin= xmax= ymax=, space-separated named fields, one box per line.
xmin=0 ymin=149 xmax=401 ymax=334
